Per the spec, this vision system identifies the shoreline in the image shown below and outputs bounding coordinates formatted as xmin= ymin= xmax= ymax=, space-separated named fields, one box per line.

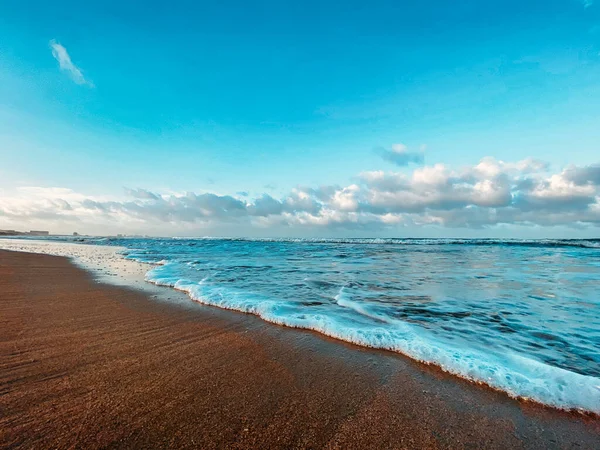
xmin=0 ymin=238 xmax=153 ymax=290
xmin=1 ymin=249 xmax=599 ymax=448
xmin=153 ymin=275 xmax=600 ymax=417
xmin=2 ymin=238 xmax=598 ymax=416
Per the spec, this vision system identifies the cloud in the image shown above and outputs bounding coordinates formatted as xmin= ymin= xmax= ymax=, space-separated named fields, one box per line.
xmin=582 ymin=0 xmax=594 ymax=8
xmin=2 ymin=158 xmax=600 ymax=235
xmin=563 ymin=164 xmax=600 ymax=186
xmin=49 ymin=40 xmax=93 ymax=87
xmin=124 ymin=188 xmax=160 ymax=200
xmin=376 ymin=143 xmax=425 ymax=166
xmin=247 ymin=194 xmax=284 ymax=216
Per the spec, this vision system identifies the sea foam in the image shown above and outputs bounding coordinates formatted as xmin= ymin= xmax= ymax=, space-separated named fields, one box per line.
xmin=4 ymin=236 xmax=599 ymax=414
xmin=146 ymin=262 xmax=600 ymax=414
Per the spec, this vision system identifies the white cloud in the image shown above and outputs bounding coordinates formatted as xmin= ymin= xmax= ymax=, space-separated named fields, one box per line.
xmin=49 ymin=40 xmax=93 ymax=87
xmin=330 ymin=185 xmax=360 ymax=211
xmin=391 ymin=143 xmax=408 ymax=153
xmin=2 ymin=158 xmax=600 ymax=235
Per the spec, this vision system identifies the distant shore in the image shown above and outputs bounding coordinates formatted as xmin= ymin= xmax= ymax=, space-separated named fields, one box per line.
xmin=1 ymin=249 xmax=599 ymax=449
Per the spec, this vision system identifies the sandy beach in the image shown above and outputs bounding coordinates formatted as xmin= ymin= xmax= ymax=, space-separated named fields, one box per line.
xmin=1 ymin=248 xmax=599 ymax=449
xmin=5 ymin=1 xmax=600 ymax=446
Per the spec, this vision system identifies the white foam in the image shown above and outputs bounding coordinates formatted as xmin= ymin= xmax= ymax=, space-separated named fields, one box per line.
xmin=0 ymin=238 xmax=152 ymax=291
xmin=146 ymin=266 xmax=600 ymax=414
xmin=3 ymin=238 xmax=598 ymax=414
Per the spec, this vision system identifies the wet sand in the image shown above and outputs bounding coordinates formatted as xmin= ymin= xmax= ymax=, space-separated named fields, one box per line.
xmin=1 ymin=250 xmax=599 ymax=449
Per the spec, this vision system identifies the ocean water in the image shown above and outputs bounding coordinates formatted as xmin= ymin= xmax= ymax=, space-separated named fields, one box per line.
xmin=62 ymin=237 xmax=600 ymax=413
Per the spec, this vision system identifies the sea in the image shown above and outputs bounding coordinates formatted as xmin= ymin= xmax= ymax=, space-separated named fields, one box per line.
xmin=39 ymin=237 xmax=600 ymax=413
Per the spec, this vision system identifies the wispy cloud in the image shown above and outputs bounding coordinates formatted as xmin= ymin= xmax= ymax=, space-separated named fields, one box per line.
xmin=49 ymin=40 xmax=93 ymax=87
xmin=582 ymin=0 xmax=594 ymax=8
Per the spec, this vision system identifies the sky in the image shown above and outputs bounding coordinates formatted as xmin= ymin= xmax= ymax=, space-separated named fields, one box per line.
xmin=1 ymin=0 xmax=600 ymax=237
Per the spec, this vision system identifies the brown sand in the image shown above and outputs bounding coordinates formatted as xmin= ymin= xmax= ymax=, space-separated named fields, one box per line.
xmin=1 ymin=250 xmax=599 ymax=449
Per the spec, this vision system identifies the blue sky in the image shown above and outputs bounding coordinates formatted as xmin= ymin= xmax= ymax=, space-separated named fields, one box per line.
xmin=1 ymin=0 xmax=600 ymax=236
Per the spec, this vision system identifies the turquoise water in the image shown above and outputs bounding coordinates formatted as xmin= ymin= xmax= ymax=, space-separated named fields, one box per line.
xmin=65 ymin=237 xmax=600 ymax=412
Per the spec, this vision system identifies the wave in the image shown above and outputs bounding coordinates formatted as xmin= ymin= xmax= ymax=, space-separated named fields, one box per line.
xmin=144 ymin=264 xmax=600 ymax=415
xmin=38 ymin=234 xmax=599 ymax=413
xmin=164 ymin=237 xmax=600 ymax=249
xmin=30 ymin=235 xmax=600 ymax=249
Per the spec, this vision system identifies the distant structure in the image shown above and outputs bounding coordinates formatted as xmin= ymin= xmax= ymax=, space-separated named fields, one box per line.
xmin=0 ymin=229 xmax=51 ymax=237
xmin=28 ymin=230 xmax=50 ymax=236
xmin=73 ymin=232 xmax=79 ymax=236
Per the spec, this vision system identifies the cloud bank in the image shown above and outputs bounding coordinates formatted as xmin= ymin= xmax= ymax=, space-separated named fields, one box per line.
xmin=1 ymin=157 xmax=600 ymax=236
xmin=49 ymin=40 xmax=93 ymax=86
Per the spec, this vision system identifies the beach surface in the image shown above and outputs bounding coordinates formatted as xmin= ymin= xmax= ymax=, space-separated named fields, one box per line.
xmin=1 ymin=248 xmax=599 ymax=449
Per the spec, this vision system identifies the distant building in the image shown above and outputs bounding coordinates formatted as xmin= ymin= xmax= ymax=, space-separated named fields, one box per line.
xmin=73 ymin=232 xmax=79 ymax=236
xmin=0 ymin=229 xmax=18 ymax=235
xmin=29 ymin=230 xmax=50 ymax=236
